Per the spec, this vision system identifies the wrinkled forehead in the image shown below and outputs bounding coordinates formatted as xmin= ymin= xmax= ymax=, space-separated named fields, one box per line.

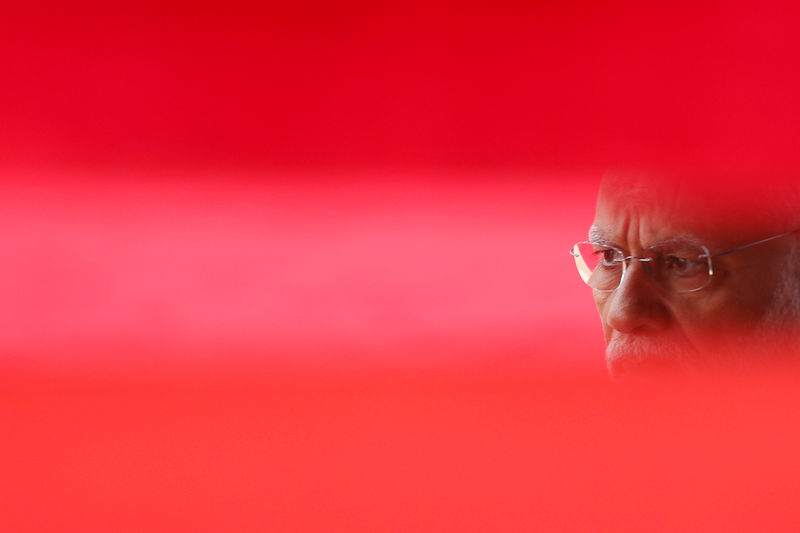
xmin=595 ymin=171 xmax=800 ymax=245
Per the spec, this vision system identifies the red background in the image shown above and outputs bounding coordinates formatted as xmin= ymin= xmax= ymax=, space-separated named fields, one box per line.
xmin=3 ymin=1 xmax=800 ymax=531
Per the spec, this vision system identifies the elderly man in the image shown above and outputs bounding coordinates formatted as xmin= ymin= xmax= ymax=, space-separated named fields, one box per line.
xmin=572 ymin=171 xmax=800 ymax=377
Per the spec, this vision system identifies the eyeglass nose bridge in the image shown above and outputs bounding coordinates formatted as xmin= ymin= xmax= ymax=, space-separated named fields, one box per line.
xmin=622 ymin=255 xmax=655 ymax=263
xmin=617 ymin=255 xmax=656 ymax=287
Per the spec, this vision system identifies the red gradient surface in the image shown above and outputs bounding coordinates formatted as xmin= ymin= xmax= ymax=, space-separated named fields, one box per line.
xmin=0 ymin=172 xmax=600 ymax=373
xmin=4 ymin=1 xmax=800 ymax=531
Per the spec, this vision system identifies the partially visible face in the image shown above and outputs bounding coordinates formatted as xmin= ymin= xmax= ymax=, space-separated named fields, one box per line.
xmin=592 ymin=174 xmax=800 ymax=377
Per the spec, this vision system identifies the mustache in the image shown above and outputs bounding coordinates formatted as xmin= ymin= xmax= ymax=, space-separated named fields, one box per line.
xmin=606 ymin=333 xmax=800 ymax=378
xmin=605 ymin=336 xmax=695 ymax=377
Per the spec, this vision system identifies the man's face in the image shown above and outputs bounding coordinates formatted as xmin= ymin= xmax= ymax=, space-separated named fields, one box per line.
xmin=592 ymin=177 xmax=799 ymax=377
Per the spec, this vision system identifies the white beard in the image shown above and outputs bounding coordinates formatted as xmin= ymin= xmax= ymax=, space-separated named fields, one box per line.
xmin=606 ymin=335 xmax=697 ymax=377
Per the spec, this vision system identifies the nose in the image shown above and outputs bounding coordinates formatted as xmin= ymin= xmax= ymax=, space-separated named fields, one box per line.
xmin=603 ymin=260 xmax=671 ymax=335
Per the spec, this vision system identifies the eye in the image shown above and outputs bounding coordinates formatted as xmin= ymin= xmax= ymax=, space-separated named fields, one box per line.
xmin=663 ymin=255 xmax=706 ymax=276
xmin=603 ymin=249 xmax=618 ymax=265
xmin=594 ymin=247 xmax=622 ymax=267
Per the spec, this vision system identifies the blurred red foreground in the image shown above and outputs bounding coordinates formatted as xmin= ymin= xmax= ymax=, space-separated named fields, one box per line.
xmin=4 ymin=370 xmax=800 ymax=532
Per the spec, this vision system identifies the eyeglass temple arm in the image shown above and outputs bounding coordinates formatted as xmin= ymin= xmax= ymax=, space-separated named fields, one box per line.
xmin=570 ymin=245 xmax=595 ymax=283
xmin=709 ymin=228 xmax=800 ymax=258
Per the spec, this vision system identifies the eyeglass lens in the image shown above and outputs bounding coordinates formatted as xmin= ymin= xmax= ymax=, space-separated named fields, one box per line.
xmin=572 ymin=242 xmax=712 ymax=292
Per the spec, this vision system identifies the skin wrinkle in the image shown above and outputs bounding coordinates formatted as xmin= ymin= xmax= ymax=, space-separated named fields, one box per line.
xmin=589 ymin=173 xmax=800 ymax=377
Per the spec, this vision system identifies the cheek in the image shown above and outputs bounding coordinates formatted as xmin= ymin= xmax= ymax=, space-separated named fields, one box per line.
xmin=592 ymin=291 xmax=608 ymax=315
xmin=592 ymin=292 xmax=613 ymax=340
xmin=704 ymin=257 xmax=783 ymax=322
xmin=668 ymin=289 xmax=757 ymax=342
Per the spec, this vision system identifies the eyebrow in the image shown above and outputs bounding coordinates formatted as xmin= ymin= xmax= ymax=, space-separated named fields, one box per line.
xmin=588 ymin=226 xmax=605 ymax=243
xmin=587 ymin=226 xmax=706 ymax=248
xmin=655 ymin=233 xmax=705 ymax=248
